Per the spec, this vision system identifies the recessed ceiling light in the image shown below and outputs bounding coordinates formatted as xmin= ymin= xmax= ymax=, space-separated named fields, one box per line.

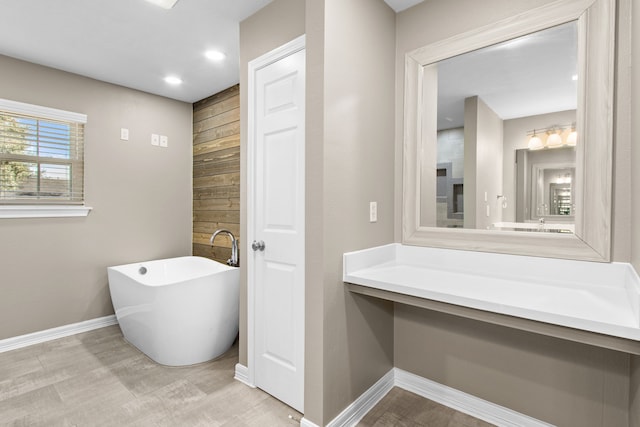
xmin=144 ymin=0 xmax=179 ymax=10
xmin=164 ymin=76 xmax=182 ymax=85
xmin=205 ymin=50 xmax=226 ymax=61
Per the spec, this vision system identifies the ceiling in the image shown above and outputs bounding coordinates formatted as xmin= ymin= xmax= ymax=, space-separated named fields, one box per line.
xmin=0 ymin=0 xmax=418 ymax=104
xmin=437 ymin=21 xmax=578 ymax=130
xmin=383 ymin=0 xmax=425 ymax=12
xmin=4 ymin=0 xmax=570 ymax=119
xmin=0 ymin=0 xmax=271 ymax=103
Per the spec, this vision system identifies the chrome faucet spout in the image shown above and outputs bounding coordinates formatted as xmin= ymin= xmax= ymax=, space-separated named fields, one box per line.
xmin=210 ymin=229 xmax=239 ymax=267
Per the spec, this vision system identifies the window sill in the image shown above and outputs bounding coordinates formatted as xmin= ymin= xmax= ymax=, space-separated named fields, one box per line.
xmin=0 ymin=205 xmax=92 ymax=219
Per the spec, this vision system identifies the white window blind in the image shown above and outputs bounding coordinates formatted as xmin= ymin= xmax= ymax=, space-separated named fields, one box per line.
xmin=0 ymin=99 xmax=87 ymax=205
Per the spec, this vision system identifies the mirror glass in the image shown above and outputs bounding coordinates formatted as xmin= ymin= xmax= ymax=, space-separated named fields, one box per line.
xmin=512 ymin=146 xmax=576 ymax=232
xmin=403 ymin=0 xmax=614 ymax=261
xmin=423 ymin=21 xmax=578 ymax=233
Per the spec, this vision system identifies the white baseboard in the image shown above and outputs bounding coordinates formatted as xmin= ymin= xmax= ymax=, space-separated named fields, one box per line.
xmin=305 ymin=368 xmax=552 ymax=427
xmin=394 ymin=368 xmax=554 ymax=427
xmin=234 ymin=363 xmax=255 ymax=388
xmin=0 ymin=315 xmax=118 ymax=353
xmin=233 ymin=365 xmax=548 ymax=427
xmin=323 ymin=368 xmax=395 ymax=427
xmin=300 ymin=417 xmax=320 ymax=427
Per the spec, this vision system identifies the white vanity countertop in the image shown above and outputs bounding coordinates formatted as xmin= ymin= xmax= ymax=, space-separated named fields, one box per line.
xmin=343 ymin=244 xmax=640 ymax=342
xmin=491 ymin=221 xmax=575 ymax=233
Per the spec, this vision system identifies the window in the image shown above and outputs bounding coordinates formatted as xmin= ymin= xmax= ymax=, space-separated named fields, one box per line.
xmin=0 ymin=99 xmax=90 ymax=218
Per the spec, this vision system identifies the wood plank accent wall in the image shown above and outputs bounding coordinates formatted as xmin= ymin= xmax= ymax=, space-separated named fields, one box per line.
xmin=193 ymin=85 xmax=240 ymax=264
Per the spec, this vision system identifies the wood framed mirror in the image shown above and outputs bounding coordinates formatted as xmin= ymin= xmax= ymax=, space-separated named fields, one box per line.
xmin=402 ymin=0 xmax=614 ymax=261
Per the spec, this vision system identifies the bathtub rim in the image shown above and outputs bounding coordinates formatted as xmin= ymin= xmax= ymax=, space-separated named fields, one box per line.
xmin=108 ymin=255 xmax=237 ymax=287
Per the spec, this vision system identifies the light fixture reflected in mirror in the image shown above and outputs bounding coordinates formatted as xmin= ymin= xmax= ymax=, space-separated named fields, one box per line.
xmin=567 ymin=128 xmax=577 ymax=146
xmin=546 ymin=130 xmax=563 ymax=148
xmin=527 ymin=124 xmax=576 ymax=150
xmin=528 ymin=131 xmax=544 ymax=150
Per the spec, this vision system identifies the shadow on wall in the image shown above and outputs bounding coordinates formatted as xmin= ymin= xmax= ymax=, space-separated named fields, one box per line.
xmin=344 ymin=291 xmax=394 ymax=404
xmin=86 ymin=274 xmax=115 ymax=317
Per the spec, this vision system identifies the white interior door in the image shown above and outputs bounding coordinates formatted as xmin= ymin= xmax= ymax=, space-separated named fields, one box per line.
xmin=248 ymin=36 xmax=305 ymax=413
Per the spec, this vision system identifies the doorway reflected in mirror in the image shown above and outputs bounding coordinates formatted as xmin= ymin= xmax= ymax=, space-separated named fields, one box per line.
xmin=513 ymin=146 xmax=575 ymax=233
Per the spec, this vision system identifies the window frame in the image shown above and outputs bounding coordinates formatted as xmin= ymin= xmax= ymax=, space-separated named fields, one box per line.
xmin=0 ymin=99 xmax=91 ymax=218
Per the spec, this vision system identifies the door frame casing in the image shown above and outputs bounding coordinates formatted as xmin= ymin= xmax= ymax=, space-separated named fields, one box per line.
xmin=246 ymin=34 xmax=306 ymax=389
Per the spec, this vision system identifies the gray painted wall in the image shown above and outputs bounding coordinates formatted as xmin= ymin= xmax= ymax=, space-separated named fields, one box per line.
xmin=304 ymin=0 xmax=326 ymax=421
xmin=0 ymin=55 xmax=192 ymax=340
xmin=318 ymin=0 xmax=396 ymax=423
xmin=631 ymin=0 xmax=640 ymax=276
xmin=395 ymin=306 xmax=630 ymax=426
xmin=632 ymin=356 xmax=640 ymax=426
xmin=463 ymin=96 xmax=503 ymax=229
xmin=477 ymin=97 xmax=504 ymax=228
xmin=612 ymin=0 xmax=633 ymax=264
xmin=630 ymin=0 xmax=640 ymax=421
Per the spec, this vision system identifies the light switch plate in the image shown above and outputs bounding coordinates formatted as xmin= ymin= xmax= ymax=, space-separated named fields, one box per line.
xmin=120 ymin=128 xmax=129 ymax=141
xmin=160 ymin=135 xmax=168 ymax=147
xmin=370 ymin=201 xmax=378 ymax=222
xmin=151 ymin=134 xmax=160 ymax=146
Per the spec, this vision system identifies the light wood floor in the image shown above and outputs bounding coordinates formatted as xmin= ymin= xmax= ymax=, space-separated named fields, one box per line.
xmin=0 ymin=326 xmax=494 ymax=426
xmin=0 ymin=325 xmax=300 ymax=426
xmin=359 ymin=387 xmax=495 ymax=427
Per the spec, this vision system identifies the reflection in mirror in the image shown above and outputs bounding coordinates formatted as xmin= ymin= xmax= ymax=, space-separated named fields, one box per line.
xmin=426 ymin=21 xmax=578 ymax=233
xmin=510 ymin=146 xmax=576 ymax=233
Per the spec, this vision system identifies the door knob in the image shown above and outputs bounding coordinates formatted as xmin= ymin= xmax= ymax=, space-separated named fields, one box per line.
xmin=251 ymin=240 xmax=265 ymax=251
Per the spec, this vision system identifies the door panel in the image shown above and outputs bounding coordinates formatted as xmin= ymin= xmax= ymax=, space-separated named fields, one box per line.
xmin=250 ymin=43 xmax=305 ymax=412
xmin=263 ymin=129 xmax=298 ymax=228
xmin=263 ymin=262 xmax=295 ymax=367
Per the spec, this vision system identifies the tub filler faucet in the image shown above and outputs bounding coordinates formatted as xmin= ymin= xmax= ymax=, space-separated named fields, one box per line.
xmin=210 ymin=229 xmax=239 ymax=267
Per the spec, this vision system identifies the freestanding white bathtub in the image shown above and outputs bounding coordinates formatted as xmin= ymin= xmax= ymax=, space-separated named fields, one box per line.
xmin=107 ymin=256 xmax=239 ymax=366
